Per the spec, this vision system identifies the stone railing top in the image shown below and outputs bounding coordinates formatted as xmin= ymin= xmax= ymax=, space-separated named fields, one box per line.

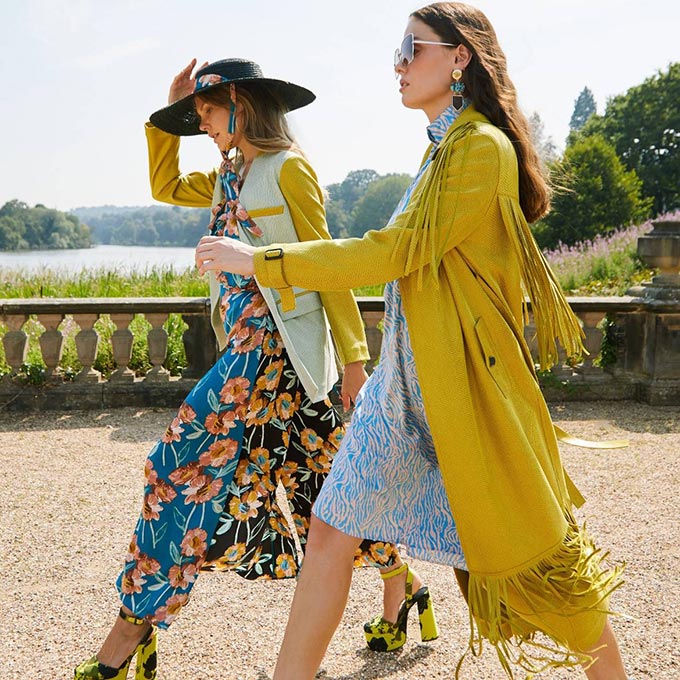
xmin=0 ymin=297 xmax=211 ymax=316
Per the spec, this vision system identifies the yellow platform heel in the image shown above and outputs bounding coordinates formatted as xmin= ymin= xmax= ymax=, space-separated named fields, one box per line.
xmin=74 ymin=609 xmax=157 ymax=680
xmin=363 ymin=563 xmax=439 ymax=652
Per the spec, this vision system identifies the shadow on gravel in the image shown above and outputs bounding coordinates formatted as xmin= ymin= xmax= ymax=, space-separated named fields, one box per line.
xmin=317 ymin=644 xmax=435 ymax=679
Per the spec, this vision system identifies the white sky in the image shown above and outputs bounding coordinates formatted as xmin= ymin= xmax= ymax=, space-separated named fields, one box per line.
xmin=0 ymin=0 xmax=678 ymax=211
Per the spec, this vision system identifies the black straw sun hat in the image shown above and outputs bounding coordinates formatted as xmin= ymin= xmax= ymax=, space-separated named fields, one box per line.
xmin=149 ymin=58 xmax=316 ymax=136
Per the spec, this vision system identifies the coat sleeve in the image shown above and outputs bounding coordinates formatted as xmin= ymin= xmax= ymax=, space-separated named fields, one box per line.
xmin=278 ymin=155 xmax=370 ymax=365
xmin=145 ymin=123 xmax=218 ymax=207
xmin=254 ymin=127 xmax=501 ymax=299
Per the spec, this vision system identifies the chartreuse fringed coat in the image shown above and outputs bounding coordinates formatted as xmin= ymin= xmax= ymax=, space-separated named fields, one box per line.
xmin=253 ymin=107 xmax=621 ymax=671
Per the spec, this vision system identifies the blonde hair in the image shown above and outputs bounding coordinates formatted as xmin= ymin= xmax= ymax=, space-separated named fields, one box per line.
xmin=196 ymin=82 xmax=302 ymax=155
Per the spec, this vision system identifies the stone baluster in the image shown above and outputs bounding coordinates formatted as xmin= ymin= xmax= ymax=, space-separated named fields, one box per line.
xmin=574 ymin=310 xmax=607 ymax=376
xmin=181 ymin=312 xmax=217 ymax=379
xmin=523 ymin=313 xmax=539 ymax=364
xmin=73 ymin=313 xmax=101 ymax=383
xmin=109 ymin=313 xmax=135 ymax=382
xmin=37 ymin=314 xmax=64 ymax=381
xmin=362 ymin=310 xmax=384 ymax=371
xmin=145 ymin=312 xmax=170 ymax=382
xmin=1 ymin=314 xmax=28 ymax=382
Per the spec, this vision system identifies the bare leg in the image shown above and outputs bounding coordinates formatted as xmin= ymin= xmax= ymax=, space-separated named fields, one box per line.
xmin=378 ymin=558 xmax=425 ymax=621
xmin=583 ymin=619 xmax=627 ymax=680
xmin=273 ymin=515 xmax=362 ymax=680
xmin=94 ymin=606 xmax=151 ymax=669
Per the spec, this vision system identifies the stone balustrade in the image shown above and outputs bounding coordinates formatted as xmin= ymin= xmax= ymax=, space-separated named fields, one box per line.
xmin=1 ymin=295 xmax=678 ymax=411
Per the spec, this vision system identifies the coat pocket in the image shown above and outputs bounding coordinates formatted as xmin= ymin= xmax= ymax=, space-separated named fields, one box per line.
xmin=473 ymin=316 xmax=510 ymax=399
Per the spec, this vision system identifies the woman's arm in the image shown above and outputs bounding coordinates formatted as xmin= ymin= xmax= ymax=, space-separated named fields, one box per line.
xmin=253 ymin=128 xmax=500 ymax=295
xmin=145 ymin=123 xmax=217 ymax=207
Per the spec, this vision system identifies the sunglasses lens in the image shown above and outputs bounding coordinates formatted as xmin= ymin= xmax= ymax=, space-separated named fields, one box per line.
xmin=394 ymin=34 xmax=414 ymax=70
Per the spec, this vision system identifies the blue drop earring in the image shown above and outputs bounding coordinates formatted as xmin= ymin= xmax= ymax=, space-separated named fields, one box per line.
xmin=450 ymin=68 xmax=465 ymax=112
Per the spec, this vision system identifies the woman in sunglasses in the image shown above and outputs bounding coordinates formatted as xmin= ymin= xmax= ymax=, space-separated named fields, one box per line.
xmin=195 ymin=3 xmax=631 ymax=679
xmin=73 ymin=58 xmax=425 ymax=680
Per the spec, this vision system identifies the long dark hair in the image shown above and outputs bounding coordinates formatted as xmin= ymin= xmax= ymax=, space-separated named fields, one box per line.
xmin=412 ymin=2 xmax=550 ymax=222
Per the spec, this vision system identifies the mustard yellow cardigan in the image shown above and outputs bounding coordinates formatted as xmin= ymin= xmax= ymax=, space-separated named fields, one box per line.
xmin=254 ymin=108 xmax=621 ymax=670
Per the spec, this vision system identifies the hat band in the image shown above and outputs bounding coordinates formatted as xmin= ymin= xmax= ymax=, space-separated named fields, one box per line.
xmin=195 ymin=73 xmax=231 ymax=93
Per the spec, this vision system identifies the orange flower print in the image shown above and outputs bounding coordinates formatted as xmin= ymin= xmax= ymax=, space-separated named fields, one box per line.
xmin=252 ymin=475 xmax=275 ymax=498
xmin=368 ymin=542 xmax=396 ymax=566
xmin=242 ymin=295 xmax=269 ymax=319
xmin=144 ymin=459 xmax=158 ymax=485
xmin=291 ymin=513 xmax=309 ymax=537
xmin=180 ymin=528 xmax=208 ymax=557
xmin=177 ymin=402 xmax=197 ymax=424
xmin=249 ymin=447 xmax=271 ymax=473
xmin=204 ymin=410 xmax=237 ymax=435
xmin=245 ymin=398 xmax=274 ymax=427
xmin=168 ymin=562 xmax=198 ymax=589
xmin=235 ymin=458 xmax=259 ymax=486
xmin=181 ymin=474 xmax=223 ymax=505
xmin=274 ymin=553 xmax=297 ymax=578
xmin=137 ymin=553 xmax=161 ymax=576
xmin=198 ymin=438 xmax=239 ymax=467
xmin=228 ymin=490 xmax=263 ymax=522
xmin=247 ymin=545 xmax=263 ymax=570
xmin=125 ymin=536 xmax=141 ymax=563
xmin=262 ymin=331 xmax=283 ymax=356
xmin=161 ymin=416 xmax=184 ymax=444
xmin=153 ymin=593 xmax=188 ymax=626
xmin=306 ymin=452 xmax=332 ymax=474
xmin=327 ymin=426 xmax=344 ymax=450
xmin=219 ymin=376 xmax=251 ymax=405
xmin=168 ymin=461 xmax=203 ymax=485
xmin=153 ymin=479 xmax=178 ymax=504
xmin=300 ymin=428 xmax=324 ymax=452
xmin=223 ymin=542 xmax=246 ymax=564
xmin=275 ymin=392 xmax=296 ymax=420
xmin=269 ymin=514 xmax=292 ymax=537
xmin=233 ymin=402 xmax=248 ymax=421
xmin=142 ymin=493 xmax=163 ymax=521
xmin=120 ymin=568 xmax=146 ymax=595
xmin=256 ymin=359 xmax=284 ymax=392
xmin=233 ymin=327 xmax=265 ymax=354
xmin=282 ymin=429 xmax=290 ymax=448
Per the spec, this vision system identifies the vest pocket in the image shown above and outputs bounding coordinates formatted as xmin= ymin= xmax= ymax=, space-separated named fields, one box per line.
xmin=473 ymin=316 xmax=510 ymax=399
xmin=272 ymin=287 xmax=323 ymax=321
xmin=247 ymin=205 xmax=285 ymax=218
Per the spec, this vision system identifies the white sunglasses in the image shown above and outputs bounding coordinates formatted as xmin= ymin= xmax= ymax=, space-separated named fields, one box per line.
xmin=394 ymin=32 xmax=458 ymax=78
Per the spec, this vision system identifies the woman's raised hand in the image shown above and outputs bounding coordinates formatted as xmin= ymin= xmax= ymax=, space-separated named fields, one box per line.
xmin=168 ymin=58 xmax=209 ymax=104
xmin=195 ymin=236 xmax=257 ymax=277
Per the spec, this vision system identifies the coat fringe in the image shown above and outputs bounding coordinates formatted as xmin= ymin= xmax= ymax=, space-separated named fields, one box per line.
xmin=458 ymin=513 xmax=624 ymax=679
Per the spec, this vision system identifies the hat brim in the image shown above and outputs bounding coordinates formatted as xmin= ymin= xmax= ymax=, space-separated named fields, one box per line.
xmin=149 ymin=78 xmax=316 ymax=136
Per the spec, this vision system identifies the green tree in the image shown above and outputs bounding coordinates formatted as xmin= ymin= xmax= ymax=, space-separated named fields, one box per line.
xmin=325 ymin=169 xmax=380 ymax=237
xmin=569 ymin=87 xmax=597 ymax=132
xmin=580 ymin=63 xmax=680 ymax=214
xmin=349 ymin=174 xmax=412 ymax=238
xmin=535 ymin=135 xmax=651 ymax=249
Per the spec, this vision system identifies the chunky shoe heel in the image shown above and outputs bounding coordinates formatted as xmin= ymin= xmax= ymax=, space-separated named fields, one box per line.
xmin=74 ymin=609 xmax=156 ymax=680
xmin=415 ymin=587 xmax=439 ymax=642
xmin=363 ymin=563 xmax=438 ymax=652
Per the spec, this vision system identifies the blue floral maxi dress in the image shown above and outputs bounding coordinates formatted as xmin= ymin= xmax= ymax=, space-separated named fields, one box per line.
xmin=118 ymin=158 xmax=396 ymax=629
xmin=313 ymin=105 xmax=470 ymax=571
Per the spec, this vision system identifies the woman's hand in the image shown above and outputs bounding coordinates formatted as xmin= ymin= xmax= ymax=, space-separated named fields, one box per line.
xmin=195 ymin=236 xmax=256 ymax=276
xmin=340 ymin=361 xmax=369 ymax=411
xmin=168 ymin=58 xmax=209 ymax=104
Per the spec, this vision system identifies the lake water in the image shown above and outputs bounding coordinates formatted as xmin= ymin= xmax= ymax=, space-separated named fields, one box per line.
xmin=0 ymin=245 xmax=197 ymax=274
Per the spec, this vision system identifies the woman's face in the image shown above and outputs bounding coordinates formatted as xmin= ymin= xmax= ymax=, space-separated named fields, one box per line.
xmin=395 ymin=17 xmax=465 ymax=121
xmin=196 ymin=98 xmax=242 ymax=152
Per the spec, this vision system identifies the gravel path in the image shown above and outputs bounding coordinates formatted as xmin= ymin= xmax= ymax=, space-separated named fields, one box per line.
xmin=0 ymin=401 xmax=678 ymax=680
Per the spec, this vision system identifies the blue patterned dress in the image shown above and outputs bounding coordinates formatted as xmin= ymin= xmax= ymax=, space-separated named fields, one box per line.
xmin=313 ymin=105 xmax=469 ymax=570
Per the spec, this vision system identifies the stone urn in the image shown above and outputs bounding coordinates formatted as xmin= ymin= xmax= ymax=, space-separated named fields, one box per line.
xmin=631 ymin=218 xmax=680 ymax=300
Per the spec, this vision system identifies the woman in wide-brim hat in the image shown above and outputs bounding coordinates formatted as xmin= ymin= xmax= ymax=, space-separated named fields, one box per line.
xmin=74 ymin=58 xmax=428 ymax=680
